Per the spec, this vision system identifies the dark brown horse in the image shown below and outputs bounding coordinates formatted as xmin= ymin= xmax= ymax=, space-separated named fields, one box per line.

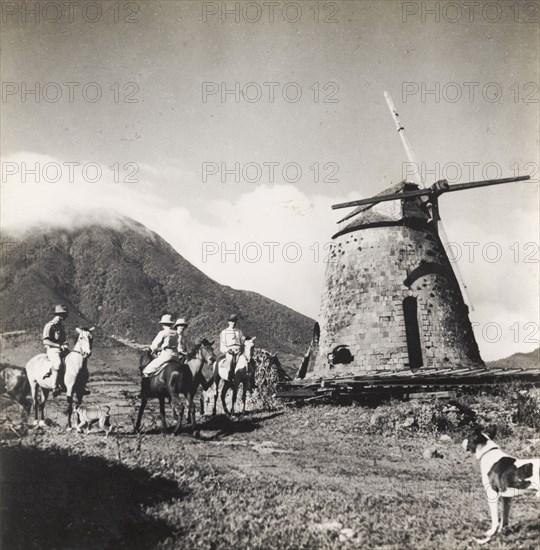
xmin=134 ymin=339 xmax=215 ymax=435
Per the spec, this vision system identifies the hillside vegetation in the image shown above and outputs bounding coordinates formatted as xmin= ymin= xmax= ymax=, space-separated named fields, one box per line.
xmin=1 ymin=215 xmax=314 ymax=356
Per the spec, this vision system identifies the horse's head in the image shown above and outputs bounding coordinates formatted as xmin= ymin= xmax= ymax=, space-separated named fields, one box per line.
xmin=74 ymin=327 xmax=94 ymax=358
xmin=244 ymin=336 xmax=256 ymax=360
xmin=139 ymin=348 xmax=154 ymax=371
xmin=190 ymin=339 xmax=215 ymax=366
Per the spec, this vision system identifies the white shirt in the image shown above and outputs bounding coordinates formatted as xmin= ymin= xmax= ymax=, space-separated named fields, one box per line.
xmin=220 ymin=327 xmax=244 ymax=354
xmin=151 ymin=328 xmax=178 ymax=353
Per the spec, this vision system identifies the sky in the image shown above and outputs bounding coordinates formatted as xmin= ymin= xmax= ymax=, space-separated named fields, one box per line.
xmin=1 ymin=0 xmax=539 ymax=360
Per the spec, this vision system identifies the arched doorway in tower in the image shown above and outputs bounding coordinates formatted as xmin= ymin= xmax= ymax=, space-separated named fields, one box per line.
xmin=403 ymin=296 xmax=423 ymax=371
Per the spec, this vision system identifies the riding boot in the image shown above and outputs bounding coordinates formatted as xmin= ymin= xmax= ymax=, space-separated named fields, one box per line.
xmin=51 ymin=370 xmax=64 ymax=397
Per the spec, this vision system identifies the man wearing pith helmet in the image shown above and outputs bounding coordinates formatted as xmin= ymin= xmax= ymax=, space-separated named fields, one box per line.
xmin=220 ymin=313 xmax=245 ymax=381
xmin=43 ymin=304 xmax=69 ymax=396
xmin=142 ymin=314 xmax=178 ymax=377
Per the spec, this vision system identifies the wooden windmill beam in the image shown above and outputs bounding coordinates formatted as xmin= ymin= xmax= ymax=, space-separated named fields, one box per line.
xmin=332 ymin=175 xmax=531 ymax=211
xmin=332 ymin=189 xmax=428 ymax=210
xmin=384 ymin=91 xmax=424 ymax=188
xmin=438 ymin=175 xmax=531 ymax=194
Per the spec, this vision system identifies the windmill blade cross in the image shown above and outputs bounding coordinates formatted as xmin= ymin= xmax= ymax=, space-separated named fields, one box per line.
xmin=332 ymin=175 xmax=531 ymax=211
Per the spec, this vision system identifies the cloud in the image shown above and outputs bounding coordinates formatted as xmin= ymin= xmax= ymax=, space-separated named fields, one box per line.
xmin=0 ymin=152 xmax=355 ymax=318
xmin=442 ymin=211 xmax=539 ymax=360
xmin=2 ymin=151 xmax=537 ymax=361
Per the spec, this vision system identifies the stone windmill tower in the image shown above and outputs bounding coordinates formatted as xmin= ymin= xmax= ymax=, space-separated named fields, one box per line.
xmin=311 ymin=95 xmax=531 ymax=375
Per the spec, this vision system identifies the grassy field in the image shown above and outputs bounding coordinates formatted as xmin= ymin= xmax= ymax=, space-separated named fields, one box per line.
xmin=2 ymin=400 xmax=539 ymax=549
xmin=1 ymin=339 xmax=539 ymax=548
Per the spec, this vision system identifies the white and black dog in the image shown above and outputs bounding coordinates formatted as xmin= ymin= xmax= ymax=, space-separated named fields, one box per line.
xmin=462 ymin=426 xmax=540 ymax=544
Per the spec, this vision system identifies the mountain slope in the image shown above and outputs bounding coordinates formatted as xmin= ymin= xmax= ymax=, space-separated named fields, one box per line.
xmin=0 ymin=215 xmax=314 ymax=355
xmin=486 ymin=347 xmax=539 ymax=370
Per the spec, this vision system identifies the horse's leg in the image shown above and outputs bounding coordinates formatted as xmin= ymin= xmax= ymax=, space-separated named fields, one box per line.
xmin=32 ymin=383 xmax=39 ymax=425
xmin=38 ymin=390 xmax=48 ymax=427
xmin=212 ymin=376 xmax=220 ymax=416
xmin=188 ymin=375 xmax=199 ymax=423
xmin=188 ymin=394 xmax=196 ymax=434
xmin=194 ymin=373 xmax=206 ymax=416
xmin=134 ymin=395 xmax=147 ymax=433
xmin=168 ymin=386 xmax=184 ymax=436
xmin=75 ymin=393 xmax=84 ymax=427
xmin=242 ymin=380 xmax=247 ymax=414
xmin=231 ymin=382 xmax=238 ymax=416
xmin=221 ymin=382 xmax=230 ymax=416
xmin=64 ymin=368 xmax=77 ymax=430
xmin=174 ymin=397 xmax=185 ymax=435
xmin=172 ymin=396 xmax=183 ymax=435
xmin=159 ymin=397 xmax=167 ymax=434
xmin=22 ymin=399 xmax=32 ymax=423
xmin=66 ymin=395 xmax=74 ymax=430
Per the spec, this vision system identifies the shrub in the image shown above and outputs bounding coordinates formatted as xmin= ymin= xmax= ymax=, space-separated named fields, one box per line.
xmin=361 ymin=383 xmax=540 ymax=437
xmin=248 ymin=352 xmax=290 ymax=411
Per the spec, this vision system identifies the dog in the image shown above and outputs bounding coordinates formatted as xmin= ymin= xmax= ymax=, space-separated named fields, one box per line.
xmin=462 ymin=425 xmax=540 ymax=544
xmin=75 ymin=404 xmax=113 ymax=436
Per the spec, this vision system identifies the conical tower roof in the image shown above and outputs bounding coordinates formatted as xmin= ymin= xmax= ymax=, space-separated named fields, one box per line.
xmin=336 ymin=180 xmax=429 ymax=237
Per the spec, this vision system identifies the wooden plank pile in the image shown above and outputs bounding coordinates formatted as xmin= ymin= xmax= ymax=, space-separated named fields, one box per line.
xmin=276 ymin=365 xmax=540 ymax=403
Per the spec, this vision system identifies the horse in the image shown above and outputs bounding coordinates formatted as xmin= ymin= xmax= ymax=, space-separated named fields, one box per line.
xmin=25 ymin=327 xmax=94 ymax=429
xmin=212 ymin=337 xmax=257 ymax=416
xmin=0 ymin=365 xmax=32 ymax=420
xmin=134 ymin=339 xmax=216 ymax=435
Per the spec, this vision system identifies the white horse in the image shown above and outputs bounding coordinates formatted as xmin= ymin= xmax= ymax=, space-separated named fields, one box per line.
xmin=26 ymin=327 xmax=94 ymax=429
xmin=212 ymin=337 xmax=256 ymax=416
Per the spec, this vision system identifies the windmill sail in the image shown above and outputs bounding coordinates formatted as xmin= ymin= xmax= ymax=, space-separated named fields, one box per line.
xmin=383 ymin=92 xmax=475 ymax=309
xmin=332 ymin=176 xmax=531 ymax=211
xmin=384 ymin=91 xmax=424 ymax=188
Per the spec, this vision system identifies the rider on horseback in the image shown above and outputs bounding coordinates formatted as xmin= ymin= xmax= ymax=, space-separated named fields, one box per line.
xmin=43 ymin=304 xmax=69 ymax=397
xmin=174 ymin=318 xmax=189 ymax=358
xmin=142 ymin=314 xmax=179 ymax=377
xmin=220 ymin=314 xmax=245 ymax=382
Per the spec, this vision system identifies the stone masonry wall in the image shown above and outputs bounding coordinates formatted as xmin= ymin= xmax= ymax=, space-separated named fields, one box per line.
xmin=312 ymin=223 xmax=483 ymax=375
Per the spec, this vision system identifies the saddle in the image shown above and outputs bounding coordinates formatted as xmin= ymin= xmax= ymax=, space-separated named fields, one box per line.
xmin=217 ymin=353 xmax=248 ymax=381
xmin=42 ymin=353 xmax=67 ymax=378
xmin=147 ymin=355 xmax=186 ymax=379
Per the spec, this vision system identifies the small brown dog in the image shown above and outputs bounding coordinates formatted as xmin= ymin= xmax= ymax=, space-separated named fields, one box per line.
xmin=75 ymin=405 xmax=113 ymax=436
